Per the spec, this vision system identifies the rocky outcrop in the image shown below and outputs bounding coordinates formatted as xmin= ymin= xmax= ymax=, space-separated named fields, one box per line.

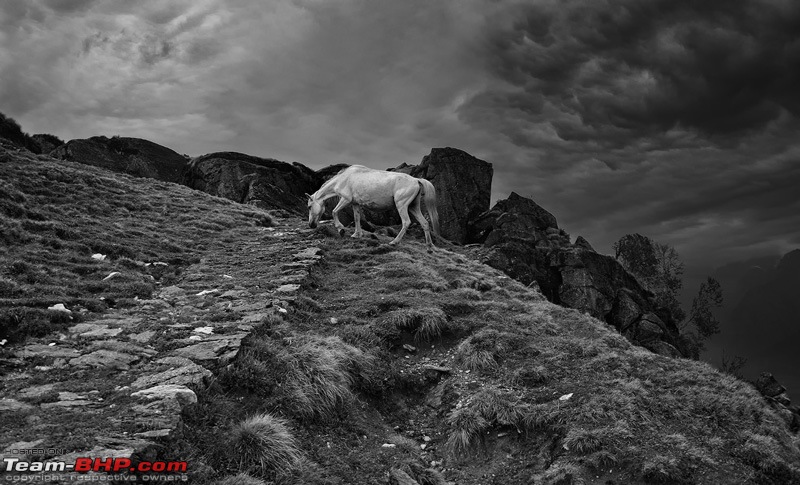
xmin=51 ymin=136 xmax=188 ymax=184
xmin=394 ymin=147 xmax=493 ymax=243
xmin=467 ymin=192 xmax=685 ymax=356
xmin=31 ymin=134 xmax=64 ymax=154
xmin=184 ymin=152 xmax=320 ymax=214
xmin=755 ymin=373 xmax=799 ymax=433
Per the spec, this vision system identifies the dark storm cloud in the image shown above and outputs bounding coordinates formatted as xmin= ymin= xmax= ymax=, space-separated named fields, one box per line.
xmin=474 ymin=0 xmax=800 ymax=144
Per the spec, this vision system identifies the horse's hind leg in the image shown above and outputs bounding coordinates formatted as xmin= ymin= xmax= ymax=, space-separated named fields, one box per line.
xmin=389 ymin=207 xmax=411 ymax=246
xmin=409 ymin=196 xmax=433 ymax=250
xmin=331 ymin=197 xmax=351 ymax=236
xmin=352 ymin=205 xmax=364 ymax=238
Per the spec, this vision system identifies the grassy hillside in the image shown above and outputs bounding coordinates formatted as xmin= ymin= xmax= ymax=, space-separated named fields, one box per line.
xmin=1 ymin=141 xmax=798 ymax=484
xmin=177 ymin=235 xmax=800 ymax=484
xmin=0 ymin=139 xmax=270 ymax=343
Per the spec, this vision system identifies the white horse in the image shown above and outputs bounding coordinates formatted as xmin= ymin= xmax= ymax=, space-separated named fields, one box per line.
xmin=307 ymin=165 xmax=440 ymax=249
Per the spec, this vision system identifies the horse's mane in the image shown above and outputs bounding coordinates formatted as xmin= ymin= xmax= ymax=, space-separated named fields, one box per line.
xmin=317 ymin=165 xmax=368 ymax=194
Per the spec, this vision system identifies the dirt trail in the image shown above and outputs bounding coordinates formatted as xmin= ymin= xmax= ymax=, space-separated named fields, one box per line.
xmin=0 ymin=216 xmax=321 ymax=478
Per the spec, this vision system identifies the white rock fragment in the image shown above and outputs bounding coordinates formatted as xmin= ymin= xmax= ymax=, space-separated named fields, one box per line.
xmin=193 ymin=326 xmax=214 ymax=335
xmin=103 ymin=272 xmax=121 ymax=281
xmin=196 ymin=289 xmax=219 ymax=296
xmin=381 ymin=443 xmax=396 ymax=448
xmin=330 ymin=317 xmax=338 ymax=324
xmin=91 ymin=253 xmax=106 ymax=261
xmin=47 ymin=303 xmax=71 ymax=313
xmin=188 ymin=335 xmax=202 ymax=341
xmin=559 ymin=393 xmax=574 ymax=401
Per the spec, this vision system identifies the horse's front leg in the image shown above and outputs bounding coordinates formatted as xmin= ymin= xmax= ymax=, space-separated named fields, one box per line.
xmin=331 ymin=198 xmax=351 ymax=236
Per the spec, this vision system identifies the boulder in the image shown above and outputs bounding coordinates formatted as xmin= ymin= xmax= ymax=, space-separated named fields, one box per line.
xmin=573 ymin=236 xmax=596 ymax=252
xmin=469 ymin=192 xmax=558 ymax=247
xmin=756 ymin=372 xmax=787 ymax=398
xmin=184 ymin=152 xmax=319 ymax=214
xmin=51 ymin=136 xmax=188 ymax=184
xmin=397 ymin=147 xmax=493 ymax=243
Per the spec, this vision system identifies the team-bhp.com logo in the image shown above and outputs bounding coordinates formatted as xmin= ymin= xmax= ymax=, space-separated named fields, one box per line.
xmin=3 ymin=456 xmax=188 ymax=482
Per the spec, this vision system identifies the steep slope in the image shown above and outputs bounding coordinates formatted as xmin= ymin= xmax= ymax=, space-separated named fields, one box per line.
xmin=1 ymin=142 xmax=799 ymax=484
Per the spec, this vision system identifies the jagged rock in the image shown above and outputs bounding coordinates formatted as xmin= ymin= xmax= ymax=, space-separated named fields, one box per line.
xmin=18 ymin=383 xmax=59 ymax=401
xmin=129 ymin=330 xmax=156 ymax=343
xmin=0 ymin=398 xmax=35 ymax=412
xmin=173 ymin=333 xmax=246 ymax=362
xmin=396 ymin=147 xmax=493 ymax=244
xmin=17 ymin=344 xmax=81 ymax=360
xmin=131 ymin=384 xmax=197 ymax=406
xmin=68 ymin=323 xmax=123 ymax=338
xmin=574 ymin=236 xmax=596 ymax=252
xmin=468 ymin=192 xmax=685 ymax=356
xmin=51 ymin=136 xmax=188 ymax=183
xmin=626 ymin=313 xmax=665 ymax=343
xmin=31 ymin=134 xmax=63 ymax=154
xmin=756 ymin=372 xmax=787 ymax=398
xmin=70 ymin=349 xmax=139 ymax=370
xmin=184 ymin=152 xmax=320 ymax=214
xmin=469 ymin=192 xmax=557 ymax=246
xmin=131 ymin=362 xmax=212 ymax=390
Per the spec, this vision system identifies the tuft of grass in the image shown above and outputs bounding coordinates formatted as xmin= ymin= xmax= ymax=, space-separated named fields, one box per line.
xmin=512 ymin=365 xmax=550 ymax=387
xmin=445 ymin=406 xmax=490 ymax=454
xmin=640 ymin=455 xmax=691 ymax=484
xmin=563 ymin=428 xmax=603 ymax=454
xmin=531 ymin=462 xmax=585 ymax=485
xmin=226 ymin=413 xmax=302 ymax=476
xmin=446 ymin=387 xmax=533 ymax=455
xmin=384 ymin=307 xmax=447 ymax=342
xmin=454 ymin=328 xmax=517 ymax=373
xmin=221 ymin=333 xmax=374 ymax=421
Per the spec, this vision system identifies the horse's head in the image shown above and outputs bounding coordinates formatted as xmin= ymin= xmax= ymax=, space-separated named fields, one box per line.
xmin=307 ymin=193 xmax=324 ymax=228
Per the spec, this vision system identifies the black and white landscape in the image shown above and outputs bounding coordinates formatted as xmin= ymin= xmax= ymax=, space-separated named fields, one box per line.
xmin=1 ymin=1 xmax=799 ymax=484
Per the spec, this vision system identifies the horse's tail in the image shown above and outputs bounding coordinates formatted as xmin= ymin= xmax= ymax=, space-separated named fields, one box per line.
xmin=419 ymin=179 xmax=440 ymax=237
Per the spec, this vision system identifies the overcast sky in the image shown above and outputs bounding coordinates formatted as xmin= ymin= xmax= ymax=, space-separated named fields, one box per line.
xmin=2 ymin=0 xmax=800 ymax=281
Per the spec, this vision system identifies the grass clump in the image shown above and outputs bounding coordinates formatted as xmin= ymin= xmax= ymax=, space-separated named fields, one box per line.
xmin=222 ymin=332 xmax=374 ymax=421
xmin=445 ymin=387 xmax=532 ymax=455
xmin=454 ymin=328 xmax=517 ymax=373
xmin=226 ymin=413 xmax=302 ymax=476
xmin=640 ymin=455 xmax=692 ymax=484
xmin=384 ymin=307 xmax=447 ymax=342
xmin=563 ymin=428 xmax=603 ymax=454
